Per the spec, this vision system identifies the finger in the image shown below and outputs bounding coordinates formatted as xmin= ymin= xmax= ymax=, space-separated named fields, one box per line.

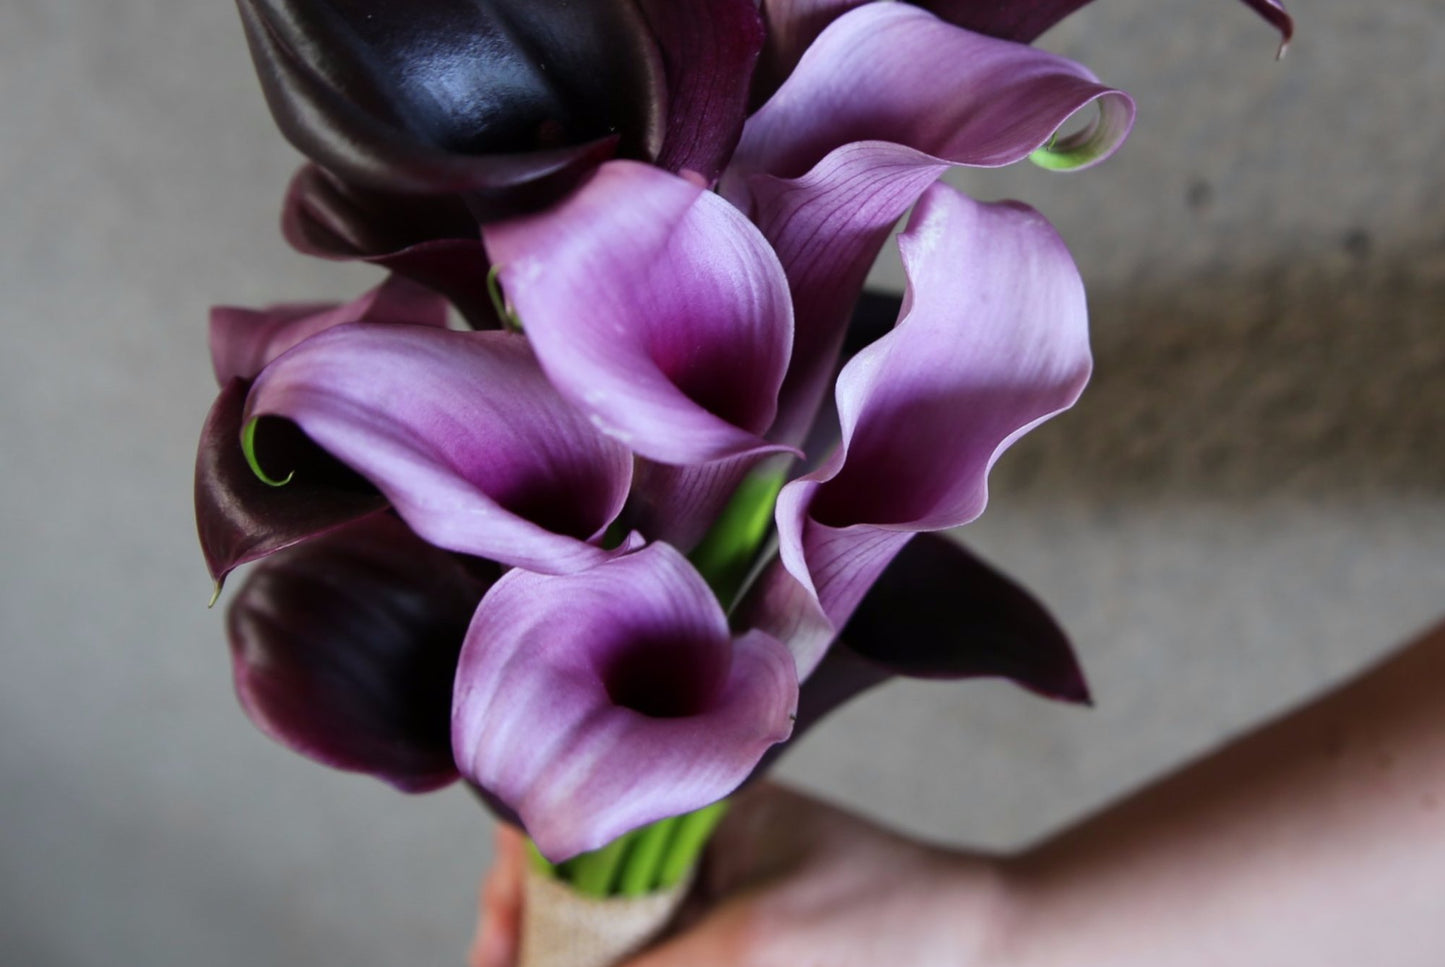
xmin=469 ymin=824 xmax=526 ymax=967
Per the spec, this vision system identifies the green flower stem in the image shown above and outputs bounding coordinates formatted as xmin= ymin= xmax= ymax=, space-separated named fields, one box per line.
xmin=656 ymin=801 xmax=728 ymax=889
xmin=689 ymin=462 xmax=788 ymax=608
xmin=525 ymin=838 xmax=559 ymax=878
xmin=615 ymin=815 xmax=680 ymax=897
xmin=564 ymin=832 xmax=635 ymax=898
xmin=486 ymin=264 xmax=523 ymax=332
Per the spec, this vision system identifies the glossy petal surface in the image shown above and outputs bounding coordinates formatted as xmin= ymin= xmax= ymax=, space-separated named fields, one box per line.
xmin=229 ymin=515 xmax=494 ymax=792
xmin=245 ymin=325 xmax=633 ymax=573
xmin=452 ymin=544 xmax=797 ymax=860
xmin=236 ymin=0 xmax=661 ymax=199
xmin=485 ymin=162 xmax=795 ymax=465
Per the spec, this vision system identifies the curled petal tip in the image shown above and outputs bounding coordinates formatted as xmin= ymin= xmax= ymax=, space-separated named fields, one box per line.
xmin=241 ymin=418 xmax=293 ymax=488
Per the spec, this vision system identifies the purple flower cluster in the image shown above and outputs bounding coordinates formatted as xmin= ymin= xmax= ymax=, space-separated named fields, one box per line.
xmin=199 ymin=0 xmax=1291 ymax=860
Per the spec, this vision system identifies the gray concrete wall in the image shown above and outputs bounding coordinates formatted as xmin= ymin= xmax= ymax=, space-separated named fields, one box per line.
xmin=2 ymin=1 xmax=1441 ymax=963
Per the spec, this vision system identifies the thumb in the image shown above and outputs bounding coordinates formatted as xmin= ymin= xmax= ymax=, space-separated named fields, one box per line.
xmin=470 ymin=824 xmax=526 ymax=967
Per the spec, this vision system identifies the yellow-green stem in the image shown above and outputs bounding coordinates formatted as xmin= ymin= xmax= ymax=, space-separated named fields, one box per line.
xmin=656 ymin=801 xmax=728 ymax=889
xmin=615 ymin=815 xmax=680 ymax=897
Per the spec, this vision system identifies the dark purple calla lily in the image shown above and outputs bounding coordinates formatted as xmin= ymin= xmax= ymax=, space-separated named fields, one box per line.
xmin=197 ymin=378 xmax=388 ymax=588
xmin=235 ymin=0 xmax=658 ymax=200
xmin=751 ymin=531 xmax=1088 ymax=775
xmin=484 ymin=161 xmax=796 ymax=467
xmin=197 ymin=277 xmax=449 ymax=585
xmin=842 ymin=533 xmax=1088 ymax=701
xmin=451 ymin=543 xmax=797 ymax=861
xmin=281 ymin=165 xmax=499 ymax=328
xmin=229 ymin=514 xmax=496 ymax=792
xmin=243 ymin=324 xmax=634 ymax=573
xmin=237 ymin=0 xmax=763 ymax=209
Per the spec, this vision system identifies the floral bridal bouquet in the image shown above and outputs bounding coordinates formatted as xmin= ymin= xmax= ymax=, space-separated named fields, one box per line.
xmin=196 ymin=0 xmax=1290 ymax=963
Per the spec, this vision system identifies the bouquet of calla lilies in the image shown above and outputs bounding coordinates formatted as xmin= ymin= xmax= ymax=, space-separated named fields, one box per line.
xmin=197 ymin=0 xmax=1290 ymax=960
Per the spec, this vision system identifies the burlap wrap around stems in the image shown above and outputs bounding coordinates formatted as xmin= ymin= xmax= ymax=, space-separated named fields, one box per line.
xmin=518 ymin=864 xmax=694 ymax=967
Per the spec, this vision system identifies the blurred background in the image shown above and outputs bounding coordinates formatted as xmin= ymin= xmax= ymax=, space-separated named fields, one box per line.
xmin=2 ymin=0 xmax=1442 ymax=963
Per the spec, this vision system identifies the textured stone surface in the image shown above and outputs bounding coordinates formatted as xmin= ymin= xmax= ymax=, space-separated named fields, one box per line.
xmin=2 ymin=1 xmax=1443 ymax=963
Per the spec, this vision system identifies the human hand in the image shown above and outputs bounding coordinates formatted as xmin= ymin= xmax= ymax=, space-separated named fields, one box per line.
xmin=469 ymin=783 xmax=1012 ymax=967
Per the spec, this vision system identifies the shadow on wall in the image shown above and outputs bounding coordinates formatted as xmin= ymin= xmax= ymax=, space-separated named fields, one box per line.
xmin=993 ymin=237 xmax=1445 ymax=503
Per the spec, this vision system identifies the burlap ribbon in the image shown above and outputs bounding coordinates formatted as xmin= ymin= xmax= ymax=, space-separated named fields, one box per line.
xmin=518 ymin=865 xmax=693 ymax=967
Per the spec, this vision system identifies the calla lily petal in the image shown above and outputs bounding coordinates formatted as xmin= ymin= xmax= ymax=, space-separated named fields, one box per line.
xmin=755 ymin=0 xmax=866 ymax=100
xmin=210 ymin=275 xmax=448 ymax=386
xmin=728 ymin=3 xmax=1134 ymax=191
xmin=485 ymin=161 xmax=796 ymax=465
xmin=775 ymin=184 xmax=1090 ymax=670
xmin=748 ymin=534 xmax=1087 ymax=777
xmin=637 ymin=0 xmax=766 ymax=181
xmin=843 ymin=534 xmax=1089 ymax=702
xmin=749 ymin=143 xmax=951 ymax=445
xmin=726 ymin=6 xmax=1129 ymax=443
xmin=920 ymin=0 xmax=1292 ymax=49
xmin=624 ymin=455 xmax=764 ymax=555
xmin=196 ymin=378 xmax=387 ymax=586
xmin=235 ymin=0 xmax=661 ymax=201
xmin=229 ymin=515 xmax=495 ymax=792
xmin=281 ymin=165 xmax=499 ymax=328
xmin=759 ymin=0 xmax=1292 ymax=92
xmin=452 ymin=543 xmax=797 ymax=860
xmin=245 ymin=325 xmax=633 ymax=573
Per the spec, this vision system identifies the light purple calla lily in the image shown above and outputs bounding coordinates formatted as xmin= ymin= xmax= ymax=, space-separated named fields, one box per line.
xmin=758 ymin=0 xmax=1293 ymax=92
xmin=718 ymin=4 xmax=1131 ymax=444
xmin=769 ymin=182 xmax=1090 ymax=676
xmin=484 ymin=161 xmax=797 ymax=466
xmin=919 ymin=0 xmax=1293 ymax=51
xmin=728 ymin=3 xmax=1135 ymax=194
xmin=243 ymin=324 xmax=633 ymax=574
xmin=209 ymin=274 xmax=449 ymax=386
xmin=451 ymin=542 xmax=797 ymax=861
